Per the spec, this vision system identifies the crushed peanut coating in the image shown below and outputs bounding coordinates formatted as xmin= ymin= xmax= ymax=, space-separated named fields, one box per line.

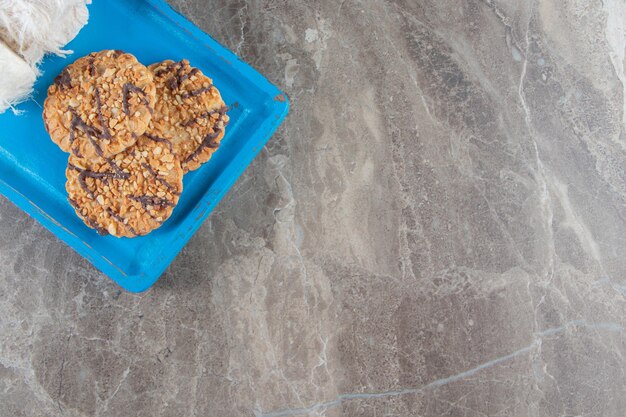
xmin=147 ymin=59 xmax=229 ymax=173
xmin=44 ymin=50 xmax=157 ymax=159
xmin=66 ymin=135 xmax=183 ymax=238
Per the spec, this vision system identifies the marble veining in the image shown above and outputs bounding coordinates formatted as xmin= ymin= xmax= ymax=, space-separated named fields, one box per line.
xmin=0 ymin=0 xmax=625 ymax=416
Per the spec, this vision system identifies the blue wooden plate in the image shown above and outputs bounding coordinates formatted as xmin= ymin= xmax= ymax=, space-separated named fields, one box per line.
xmin=0 ymin=0 xmax=289 ymax=292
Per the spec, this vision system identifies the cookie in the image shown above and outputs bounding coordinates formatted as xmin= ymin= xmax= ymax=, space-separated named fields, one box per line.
xmin=44 ymin=50 xmax=156 ymax=159
xmin=147 ymin=59 xmax=229 ymax=173
xmin=66 ymin=134 xmax=183 ymax=238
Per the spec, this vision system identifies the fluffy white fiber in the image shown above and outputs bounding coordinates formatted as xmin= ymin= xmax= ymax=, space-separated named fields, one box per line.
xmin=0 ymin=40 xmax=36 ymax=113
xmin=0 ymin=0 xmax=91 ymax=113
xmin=0 ymin=0 xmax=91 ymax=66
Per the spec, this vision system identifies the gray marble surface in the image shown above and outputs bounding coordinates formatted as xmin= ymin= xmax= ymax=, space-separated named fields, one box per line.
xmin=1 ymin=0 xmax=625 ymax=416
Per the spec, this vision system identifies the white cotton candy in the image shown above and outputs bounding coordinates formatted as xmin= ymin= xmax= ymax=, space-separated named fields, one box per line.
xmin=0 ymin=0 xmax=91 ymax=114
xmin=0 ymin=39 xmax=36 ymax=113
xmin=0 ymin=0 xmax=91 ymax=67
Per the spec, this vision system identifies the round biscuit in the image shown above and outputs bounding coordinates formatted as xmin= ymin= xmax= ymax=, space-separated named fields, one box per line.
xmin=66 ymin=135 xmax=183 ymax=238
xmin=147 ymin=59 xmax=229 ymax=173
xmin=44 ymin=50 xmax=156 ymax=159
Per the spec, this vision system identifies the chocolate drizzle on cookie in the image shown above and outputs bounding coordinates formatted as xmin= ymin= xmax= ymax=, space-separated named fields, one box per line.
xmin=127 ymin=195 xmax=176 ymax=210
xmin=180 ymin=112 xmax=208 ymax=127
xmin=141 ymin=162 xmax=180 ymax=194
xmin=180 ymin=86 xmax=213 ymax=99
xmin=94 ymin=86 xmax=112 ymax=140
xmin=183 ymin=109 xmax=229 ymax=164
xmin=88 ymin=57 xmax=96 ymax=76
xmin=179 ymin=68 xmax=200 ymax=83
xmin=169 ymin=65 xmax=202 ymax=92
xmin=181 ymin=106 xmax=228 ymax=127
xmin=78 ymin=171 xmax=115 ymax=198
xmin=144 ymin=133 xmax=173 ymax=152
xmin=105 ymin=207 xmax=138 ymax=236
xmin=68 ymin=198 xmax=109 ymax=236
xmin=157 ymin=60 xmax=213 ymax=99
xmin=184 ymin=130 xmax=221 ymax=164
xmin=70 ymin=196 xmax=138 ymax=237
xmin=165 ymin=77 xmax=179 ymax=92
xmin=153 ymin=61 xmax=179 ymax=78
xmin=54 ymin=69 xmax=72 ymax=90
xmin=68 ymin=159 xmax=129 ymax=199
xmin=105 ymin=158 xmax=131 ymax=180
xmin=68 ymin=107 xmax=104 ymax=157
xmin=163 ymin=61 xmax=187 ymax=91
xmin=123 ymin=83 xmax=151 ymax=116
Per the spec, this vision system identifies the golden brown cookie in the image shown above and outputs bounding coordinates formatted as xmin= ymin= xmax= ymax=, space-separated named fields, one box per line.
xmin=147 ymin=59 xmax=229 ymax=173
xmin=66 ymin=135 xmax=183 ymax=238
xmin=43 ymin=50 xmax=156 ymax=159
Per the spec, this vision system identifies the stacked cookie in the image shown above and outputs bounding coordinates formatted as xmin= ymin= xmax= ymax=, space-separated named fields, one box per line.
xmin=43 ymin=50 xmax=229 ymax=238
